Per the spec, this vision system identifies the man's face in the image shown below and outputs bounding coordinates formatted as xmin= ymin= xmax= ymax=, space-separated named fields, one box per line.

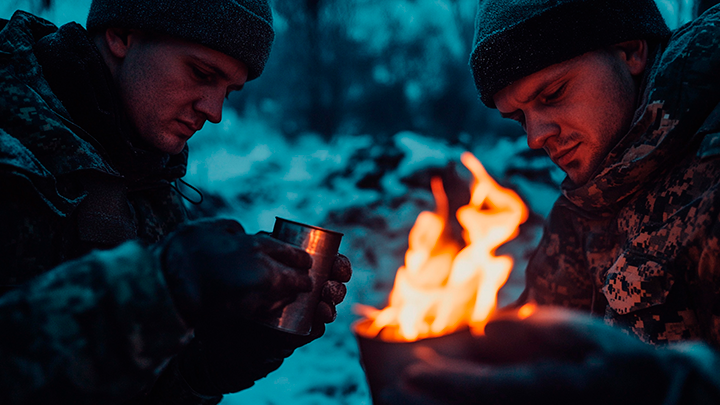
xmin=113 ymin=33 xmax=249 ymax=154
xmin=493 ymin=49 xmax=639 ymax=186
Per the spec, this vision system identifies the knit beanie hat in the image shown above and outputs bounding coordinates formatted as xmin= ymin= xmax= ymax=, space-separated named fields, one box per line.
xmin=470 ymin=0 xmax=671 ymax=108
xmin=86 ymin=0 xmax=274 ymax=81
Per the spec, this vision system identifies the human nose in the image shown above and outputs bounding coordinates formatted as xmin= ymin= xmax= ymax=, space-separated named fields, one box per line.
xmin=525 ymin=113 xmax=560 ymax=150
xmin=194 ymin=93 xmax=224 ymax=124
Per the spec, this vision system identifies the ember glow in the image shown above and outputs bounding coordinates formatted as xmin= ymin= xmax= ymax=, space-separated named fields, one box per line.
xmin=355 ymin=152 xmax=529 ymax=342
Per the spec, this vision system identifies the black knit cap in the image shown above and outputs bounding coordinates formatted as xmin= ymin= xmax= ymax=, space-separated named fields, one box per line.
xmin=86 ymin=0 xmax=274 ymax=81
xmin=470 ymin=0 xmax=671 ymax=108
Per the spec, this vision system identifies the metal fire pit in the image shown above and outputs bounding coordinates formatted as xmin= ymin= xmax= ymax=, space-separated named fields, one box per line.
xmin=354 ymin=319 xmax=478 ymax=405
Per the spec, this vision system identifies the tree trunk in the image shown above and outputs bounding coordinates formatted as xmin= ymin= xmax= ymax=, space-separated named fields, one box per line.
xmin=695 ymin=0 xmax=720 ymax=17
xmin=304 ymin=0 xmax=332 ymax=137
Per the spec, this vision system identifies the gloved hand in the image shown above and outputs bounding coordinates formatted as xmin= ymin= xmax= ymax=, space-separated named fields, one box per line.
xmin=158 ymin=220 xmax=353 ymax=396
xmin=176 ymin=253 xmax=352 ymax=396
xmin=175 ymin=319 xmax=297 ymax=395
xmin=382 ymin=307 xmax=720 ymax=405
xmin=156 ymin=218 xmax=313 ymax=329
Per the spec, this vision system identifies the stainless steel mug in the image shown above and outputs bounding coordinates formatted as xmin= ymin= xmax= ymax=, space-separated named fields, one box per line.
xmin=264 ymin=217 xmax=343 ymax=335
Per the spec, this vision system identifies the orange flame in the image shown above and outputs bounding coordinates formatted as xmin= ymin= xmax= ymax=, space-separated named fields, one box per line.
xmin=355 ymin=152 xmax=528 ymax=342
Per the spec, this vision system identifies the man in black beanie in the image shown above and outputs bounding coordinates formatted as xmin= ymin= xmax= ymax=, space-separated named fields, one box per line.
xmin=386 ymin=1 xmax=720 ymax=404
xmin=0 ymin=1 xmax=351 ymax=404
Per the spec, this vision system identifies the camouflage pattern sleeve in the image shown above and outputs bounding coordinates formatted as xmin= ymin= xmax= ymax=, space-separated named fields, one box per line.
xmin=0 ymin=241 xmax=192 ymax=405
xmin=523 ymin=197 xmax=595 ymax=310
xmin=691 ymin=185 xmax=720 ymax=348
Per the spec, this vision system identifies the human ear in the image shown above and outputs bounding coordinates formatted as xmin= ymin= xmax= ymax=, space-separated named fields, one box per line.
xmin=612 ymin=40 xmax=648 ymax=76
xmin=104 ymin=27 xmax=133 ymax=59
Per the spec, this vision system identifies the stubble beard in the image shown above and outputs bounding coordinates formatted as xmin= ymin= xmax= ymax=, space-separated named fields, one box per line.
xmin=568 ymin=61 xmax=639 ymax=186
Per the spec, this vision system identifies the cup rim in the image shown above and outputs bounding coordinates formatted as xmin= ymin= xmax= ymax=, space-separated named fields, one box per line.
xmin=275 ymin=216 xmax=344 ymax=236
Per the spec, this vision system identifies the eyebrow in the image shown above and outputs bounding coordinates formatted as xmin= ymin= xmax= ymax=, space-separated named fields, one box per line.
xmin=189 ymin=55 xmax=245 ymax=91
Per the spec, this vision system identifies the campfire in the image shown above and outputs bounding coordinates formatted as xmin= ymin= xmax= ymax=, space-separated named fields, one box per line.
xmin=354 ymin=152 xmax=531 ymax=402
xmin=355 ymin=152 xmax=529 ymax=340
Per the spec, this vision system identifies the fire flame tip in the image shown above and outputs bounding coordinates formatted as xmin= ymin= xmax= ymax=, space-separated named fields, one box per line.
xmin=358 ymin=152 xmax=528 ymax=342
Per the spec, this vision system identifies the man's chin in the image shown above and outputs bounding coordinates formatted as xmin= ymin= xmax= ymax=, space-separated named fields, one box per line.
xmin=566 ymin=171 xmax=594 ymax=187
xmin=135 ymin=128 xmax=190 ymax=154
xmin=154 ymin=134 xmax=189 ymax=155
xmin=562 ymin=164 xmax=591 ymax=186
xmin=166 ymin=141 xmax=188 ymax=155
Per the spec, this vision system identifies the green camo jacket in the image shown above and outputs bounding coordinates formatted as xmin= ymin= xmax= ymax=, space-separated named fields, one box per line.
xmin=523 ymin=6 xmax=720 ymax=348
xmin=0 ymin=11 xmax=209 ymax=405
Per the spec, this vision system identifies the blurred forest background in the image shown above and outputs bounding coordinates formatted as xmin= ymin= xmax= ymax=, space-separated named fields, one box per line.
xmin=2 ymin=0 xmax=714 ymax=146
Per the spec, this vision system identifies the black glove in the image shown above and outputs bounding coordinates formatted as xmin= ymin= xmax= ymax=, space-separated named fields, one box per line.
xmin=177 ymin=253 xmax=352 ymax=396
xmin=159 ymin=221 xmax=352 ymax=396
xmin=156 ymin=218 xmax=313 ymax=328
xmin=177 ymin=320 xmax=298 ymax=395
xmin=382 ymin=307 xmax=719 ymax=405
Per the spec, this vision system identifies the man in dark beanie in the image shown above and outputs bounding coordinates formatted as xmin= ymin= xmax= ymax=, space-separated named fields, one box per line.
xmin=386 ymin=1 xmax=720 ymax=404
xmin=0 ymin=1 xmax=351 ymax=404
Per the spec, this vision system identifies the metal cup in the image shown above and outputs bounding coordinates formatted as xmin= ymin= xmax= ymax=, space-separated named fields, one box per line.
xmin=264 ymin=217 xmax=343 ymax=335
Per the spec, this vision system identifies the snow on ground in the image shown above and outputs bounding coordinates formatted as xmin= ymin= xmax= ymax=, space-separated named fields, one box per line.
xmin=184 ymin=109 xmax=562 ymax=404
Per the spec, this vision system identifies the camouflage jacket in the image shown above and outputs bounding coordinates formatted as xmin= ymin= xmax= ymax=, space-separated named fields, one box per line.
xmin=523 ymin=6 xmax=720 ymax=348
xmin=0 ymin=11 xmax=217 ymax=405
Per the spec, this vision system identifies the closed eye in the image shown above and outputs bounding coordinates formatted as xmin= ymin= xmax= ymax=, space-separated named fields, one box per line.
xmin=543 ymin=82 xmax=566 ymax=103
xmin=192 ymin=66 xmax=213 ymax=82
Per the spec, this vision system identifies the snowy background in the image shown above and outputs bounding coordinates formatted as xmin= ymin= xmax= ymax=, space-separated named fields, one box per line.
xmin=1 ymin=0 xmax=698 ymax=403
